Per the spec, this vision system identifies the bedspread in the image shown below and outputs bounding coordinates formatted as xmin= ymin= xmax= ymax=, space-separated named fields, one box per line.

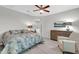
xmin=1 ymin=33 xmax=43 ymax=54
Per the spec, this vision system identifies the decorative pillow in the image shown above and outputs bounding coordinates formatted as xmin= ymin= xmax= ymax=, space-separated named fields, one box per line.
xmin=1 ymin=31 xmax=12 ymax=45
xmin=2 ymin=31 xmax=11 ymax=39
xmin=11 ymin=30 xmax=21 ymax=34
xmin=20 ymin=30 xmax=28 ymax=33
xmin=31 ymin=28 xmax=36 ymax=33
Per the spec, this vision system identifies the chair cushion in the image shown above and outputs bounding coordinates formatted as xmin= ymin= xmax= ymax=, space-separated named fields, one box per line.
xmin=63 ymin=40 xmax=76 ymax=53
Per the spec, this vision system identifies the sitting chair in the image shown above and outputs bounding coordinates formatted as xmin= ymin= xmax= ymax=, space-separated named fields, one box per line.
xmin=58 ymin=32 xmax=79 ymax=54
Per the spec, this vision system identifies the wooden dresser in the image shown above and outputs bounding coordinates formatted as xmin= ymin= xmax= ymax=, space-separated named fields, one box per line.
xmin=50 ymin=30 xmax=72 ymax=41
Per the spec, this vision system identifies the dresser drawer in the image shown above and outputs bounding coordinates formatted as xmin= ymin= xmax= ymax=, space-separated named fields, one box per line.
xmin=50 ymin=30 xmax=72 ymax=41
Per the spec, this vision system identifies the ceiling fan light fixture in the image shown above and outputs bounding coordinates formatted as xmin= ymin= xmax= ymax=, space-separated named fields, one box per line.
xmin=39 ymin=10 xmax=44 ymax=13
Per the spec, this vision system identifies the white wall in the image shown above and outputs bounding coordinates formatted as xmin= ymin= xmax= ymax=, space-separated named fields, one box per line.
xmin=41 ymin=8 xmax=79 ymax=38
xmin=0 ymin=6 xmax=43 ymax=34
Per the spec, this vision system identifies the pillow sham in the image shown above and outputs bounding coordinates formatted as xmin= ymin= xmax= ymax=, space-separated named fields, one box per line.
xmin=1 ymin=31 xmax=12 ymax=45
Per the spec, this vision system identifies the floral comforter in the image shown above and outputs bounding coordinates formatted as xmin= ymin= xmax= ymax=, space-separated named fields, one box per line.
xmin=1 ymin=33 xmax=43 ymax=54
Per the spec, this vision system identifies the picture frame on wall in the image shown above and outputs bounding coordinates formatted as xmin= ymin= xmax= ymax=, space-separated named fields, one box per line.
xmin=54 ymin=22 xmax=66 ymax=27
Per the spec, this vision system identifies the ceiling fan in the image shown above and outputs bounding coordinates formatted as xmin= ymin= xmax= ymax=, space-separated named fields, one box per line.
xmin=33 ymin=5 xmax=50 ymax=14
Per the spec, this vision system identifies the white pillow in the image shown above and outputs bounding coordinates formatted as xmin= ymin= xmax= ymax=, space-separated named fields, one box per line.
xmin=11 ymin=30 xmax=20 ymax=34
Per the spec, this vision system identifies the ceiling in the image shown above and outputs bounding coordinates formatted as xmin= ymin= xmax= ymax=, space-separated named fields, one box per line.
xmin=2 ymin=5 xmax=79 ymax=16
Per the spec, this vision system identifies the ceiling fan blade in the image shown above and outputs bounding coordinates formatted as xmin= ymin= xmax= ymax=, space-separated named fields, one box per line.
xmin=35 ymin=5 xmax=41 ymax=8
xmin=43 ymin=10 xmax=50 ymax=12
xmin=42 ymin=5 xmax=50 ymax=9
xmin=33 ymin=9 xmax=40 ymax=11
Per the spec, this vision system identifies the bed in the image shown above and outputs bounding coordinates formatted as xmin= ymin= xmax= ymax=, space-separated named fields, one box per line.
xmin=0 ymin=29 xmax=43 ymax=54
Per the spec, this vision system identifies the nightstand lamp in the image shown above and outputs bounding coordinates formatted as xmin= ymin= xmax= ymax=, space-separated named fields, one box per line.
xmin=27 ymin=25 xmax=33 ymax=31
xmin=65 ymin=22 xmax=72 ymax=31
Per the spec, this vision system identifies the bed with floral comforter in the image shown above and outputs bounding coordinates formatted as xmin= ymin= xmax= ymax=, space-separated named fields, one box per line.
xmin=0 ymin=31 xmax=43 ymax=54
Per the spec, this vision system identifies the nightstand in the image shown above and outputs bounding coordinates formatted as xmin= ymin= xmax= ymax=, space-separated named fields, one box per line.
xmin=0 ymin=42 xmax=4 ymax=51
xmin=0 ymin=45 xmax=4 ymax=53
